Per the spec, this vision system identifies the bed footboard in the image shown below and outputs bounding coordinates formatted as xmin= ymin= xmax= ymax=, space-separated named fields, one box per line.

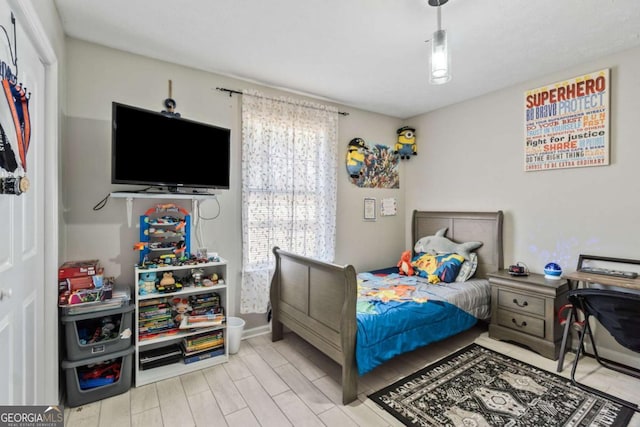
xmin=270 ymin=247 xmax=358 ymax=404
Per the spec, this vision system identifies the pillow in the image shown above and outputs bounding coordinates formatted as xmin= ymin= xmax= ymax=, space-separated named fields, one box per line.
xmin=411 ymin=252 xmax=464 ymax=283
xmin=414 ymin=227 xmax=483 ymax=261
xmin=455 ymin=252 xmax=478 ymax=282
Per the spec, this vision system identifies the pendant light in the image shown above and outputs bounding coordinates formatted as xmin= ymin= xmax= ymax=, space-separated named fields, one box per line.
xmin=428 ymin=0 xmax=451 ymax=85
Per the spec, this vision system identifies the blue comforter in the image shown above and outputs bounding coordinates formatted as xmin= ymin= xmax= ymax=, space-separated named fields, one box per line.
xmin=355 ymin=269 xmax=487 ymax=375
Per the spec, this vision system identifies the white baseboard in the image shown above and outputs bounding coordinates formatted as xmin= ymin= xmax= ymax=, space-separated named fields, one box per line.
xmin=569 ymin=337 xmax=640 ymax=370
xmin=240 ymin=323 xmax=271 ymax=340
xmin=582 ymin=343 xmax=640 ymax=370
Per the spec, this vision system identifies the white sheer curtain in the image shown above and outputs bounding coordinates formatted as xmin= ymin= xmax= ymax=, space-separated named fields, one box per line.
xmin=240 ymin=90 xmax=339 ymax=314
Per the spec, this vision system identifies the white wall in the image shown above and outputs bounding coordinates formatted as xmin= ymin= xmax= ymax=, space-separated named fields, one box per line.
xmin=334 ymin=109 xmax=406 ymax=271
xmin=405 ymin=46 xmax=640 ymax=273
xmin=62 ymin=38 xmax=405 ymax=330
xmin=404 ymin=45 xmax=640 ymax=365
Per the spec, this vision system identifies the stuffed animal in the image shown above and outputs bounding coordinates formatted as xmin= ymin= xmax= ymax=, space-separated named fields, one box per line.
xmin=160 ymin=272 xmax=175 ymax=287
xmin=138 ymin=271 xmax=157 ymax=295
xmin=414 ymin=228 xmax=482 ymax=261
xmin=171 ymin=297 xmax=192 ymax=325
xmin=397 ymin=250 xmax=414 ymax=276
xmin=154 ymin=271 xmax=180 ymax=293
xmin=394 ymin=126 xmax=417 ymax=160
xmin=201 ymin=273 xmax=219 ymax=287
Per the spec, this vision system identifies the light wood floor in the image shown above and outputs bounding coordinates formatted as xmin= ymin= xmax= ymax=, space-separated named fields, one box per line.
xmin=64 ymin=325 xmax=640 ymax=426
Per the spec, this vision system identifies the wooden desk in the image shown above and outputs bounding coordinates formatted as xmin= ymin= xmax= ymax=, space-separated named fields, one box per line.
xmin=556 ymin=270 xmax=640 ymax=372
xmin=564 ymin=270 xmax=640 ymax=291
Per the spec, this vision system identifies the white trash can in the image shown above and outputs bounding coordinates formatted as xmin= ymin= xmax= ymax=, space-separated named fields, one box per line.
xmin=227 ymin=317 xmax=246 ymax=354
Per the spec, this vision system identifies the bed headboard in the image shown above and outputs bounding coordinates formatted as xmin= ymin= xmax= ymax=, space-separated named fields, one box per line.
xmin=412 ymin=210 xmax=504 ymax=278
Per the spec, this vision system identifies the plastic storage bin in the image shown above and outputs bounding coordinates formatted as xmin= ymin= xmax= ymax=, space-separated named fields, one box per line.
xmin=61 ymin=304 xmax=134 ymax=361
xmin=61 ymin=346 xmax=134 ymax=407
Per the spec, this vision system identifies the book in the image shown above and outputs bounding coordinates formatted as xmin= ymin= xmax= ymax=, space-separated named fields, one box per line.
xmin=183 ymin=331 xmax=224 ymax=352
xmin=181 ymin=338 xmax=223 ymax=354
xmin=139 ymin=303 xmax=170 ymax=311
xmin=139 ymin=298 xmax=170 ymax=307
xmin=138 ymin=328 xmax=179 ymax=341
xmin=183 ymin=336 xmax=224 ymax=351
xmin=179 ymin=314 xmax=225 ymax=329
xmin=183 ymin=347 xmax=225 ymax=364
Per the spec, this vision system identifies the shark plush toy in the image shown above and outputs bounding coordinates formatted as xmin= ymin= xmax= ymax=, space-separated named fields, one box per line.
xmin=414 ymin=228 xmax=482 ymax=261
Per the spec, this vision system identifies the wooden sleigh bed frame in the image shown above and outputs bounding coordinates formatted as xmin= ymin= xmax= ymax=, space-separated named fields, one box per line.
xmin=270 ymin=210 xmax=504 ymax=404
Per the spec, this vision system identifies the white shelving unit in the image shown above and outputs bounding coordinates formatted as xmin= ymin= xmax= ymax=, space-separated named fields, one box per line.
xmin=110 ymin=191 xmax=216 ymax=200
xmin=134 ymin=259 xmax=229 ymax=387
xmin=110 ymin=191 xmax=216 ymax=227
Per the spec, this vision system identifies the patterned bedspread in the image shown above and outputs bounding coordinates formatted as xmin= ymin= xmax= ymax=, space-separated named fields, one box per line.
xmin=355 ymin=270 xmax=491 ymax=375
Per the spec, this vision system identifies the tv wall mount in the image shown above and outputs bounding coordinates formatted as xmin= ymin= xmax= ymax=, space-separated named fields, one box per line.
xmin=161 ymin=79 xmax=180 ymax=118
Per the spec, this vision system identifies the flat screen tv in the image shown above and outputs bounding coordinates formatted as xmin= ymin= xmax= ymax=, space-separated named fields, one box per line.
xmin=111 ymin=102 xmax=230 ymax=191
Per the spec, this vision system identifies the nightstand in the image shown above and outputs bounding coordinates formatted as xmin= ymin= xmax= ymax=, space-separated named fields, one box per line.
xmin=488 ymin=270 xmax=568 ymax=360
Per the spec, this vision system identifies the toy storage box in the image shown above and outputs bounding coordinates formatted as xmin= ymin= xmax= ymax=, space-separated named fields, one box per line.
xmin=61 ymin=304 xmax=134 ymax=361
xmin=61 ymin=346 xmax=134 ymax=407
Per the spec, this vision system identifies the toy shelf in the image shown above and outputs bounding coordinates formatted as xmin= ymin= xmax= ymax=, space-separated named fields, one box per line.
xmin=135 ymin=354 xmax=227 ymax=387
xmin=138 ymin=325 xmax=225 ymax=348
xmin=136 ymin=260 xmax=226 ymax=275
xmin=138 ymin=282 xmax=227 ymax=302
xmin=133 ymin=259 xmax=229 ymax=387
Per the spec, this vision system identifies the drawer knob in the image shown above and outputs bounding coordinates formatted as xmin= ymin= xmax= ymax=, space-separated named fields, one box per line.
xmin=512 ymin=298 xmax=528 ymax=308
xmin=512 ymin=318 xmax=527 ymax=328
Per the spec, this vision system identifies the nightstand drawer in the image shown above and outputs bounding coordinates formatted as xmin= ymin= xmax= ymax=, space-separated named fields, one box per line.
xmin=496 ymin=309 xmax=545 ymax=338
xmin=498 ymin=289 xmax=545 ymax=317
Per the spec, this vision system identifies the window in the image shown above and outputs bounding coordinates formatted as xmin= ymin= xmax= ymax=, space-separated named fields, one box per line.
xmin=240 ymin=90 xmax=338 ymax=314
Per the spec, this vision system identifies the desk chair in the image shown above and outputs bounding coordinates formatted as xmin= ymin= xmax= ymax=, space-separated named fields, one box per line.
xmin=567 ymin=288 xmax=640 ymax=412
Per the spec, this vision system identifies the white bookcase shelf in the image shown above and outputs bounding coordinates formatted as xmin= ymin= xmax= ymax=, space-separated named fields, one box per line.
xmin=134 ymin=259 xmax=229 ymax=387
xmin=110 ymin=191 xmax=216 ymax=200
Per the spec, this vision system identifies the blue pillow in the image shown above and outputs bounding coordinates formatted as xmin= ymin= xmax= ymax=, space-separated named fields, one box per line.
xmin=456 ymin=252 xmax=478 ymax=282
xmin=411 ymin=253 xmax=464 ymax=283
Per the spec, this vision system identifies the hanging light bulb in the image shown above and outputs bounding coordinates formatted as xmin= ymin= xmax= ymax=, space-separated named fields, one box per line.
xmin=428 ymin=0 xmax=451 ymax=85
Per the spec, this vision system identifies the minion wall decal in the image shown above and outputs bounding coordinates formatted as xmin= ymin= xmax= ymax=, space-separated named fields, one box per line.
xmin=394 ymin=126 xmax=417 ymax=159
xmin=346 ymin=137 xmax=399 ymax=188
xmin=346 ymin=137 xmax=367 ymax=179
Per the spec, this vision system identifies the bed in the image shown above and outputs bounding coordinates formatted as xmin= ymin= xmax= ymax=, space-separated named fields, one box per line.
xmin=270 ymin=210 xmax=504 ymax=404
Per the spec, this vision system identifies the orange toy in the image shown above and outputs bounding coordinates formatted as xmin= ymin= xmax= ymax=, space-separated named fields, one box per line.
xmin=397 ymin=250 xmax=414 ymax=276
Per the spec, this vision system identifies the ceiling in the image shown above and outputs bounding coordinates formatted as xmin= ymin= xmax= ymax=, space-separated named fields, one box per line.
xmin=53 ymin=0 xmax=640 ymax=119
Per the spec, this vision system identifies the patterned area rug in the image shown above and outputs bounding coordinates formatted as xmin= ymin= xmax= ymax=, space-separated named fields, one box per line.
xmin=369 ymin=343 xmax=634 ymax=427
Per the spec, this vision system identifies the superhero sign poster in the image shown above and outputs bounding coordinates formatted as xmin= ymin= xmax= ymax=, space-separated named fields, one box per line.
xmin=524 ymin=69 xmax=609 ymax=172
xmin=345 ymin=138 xmax=399 ymax=188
